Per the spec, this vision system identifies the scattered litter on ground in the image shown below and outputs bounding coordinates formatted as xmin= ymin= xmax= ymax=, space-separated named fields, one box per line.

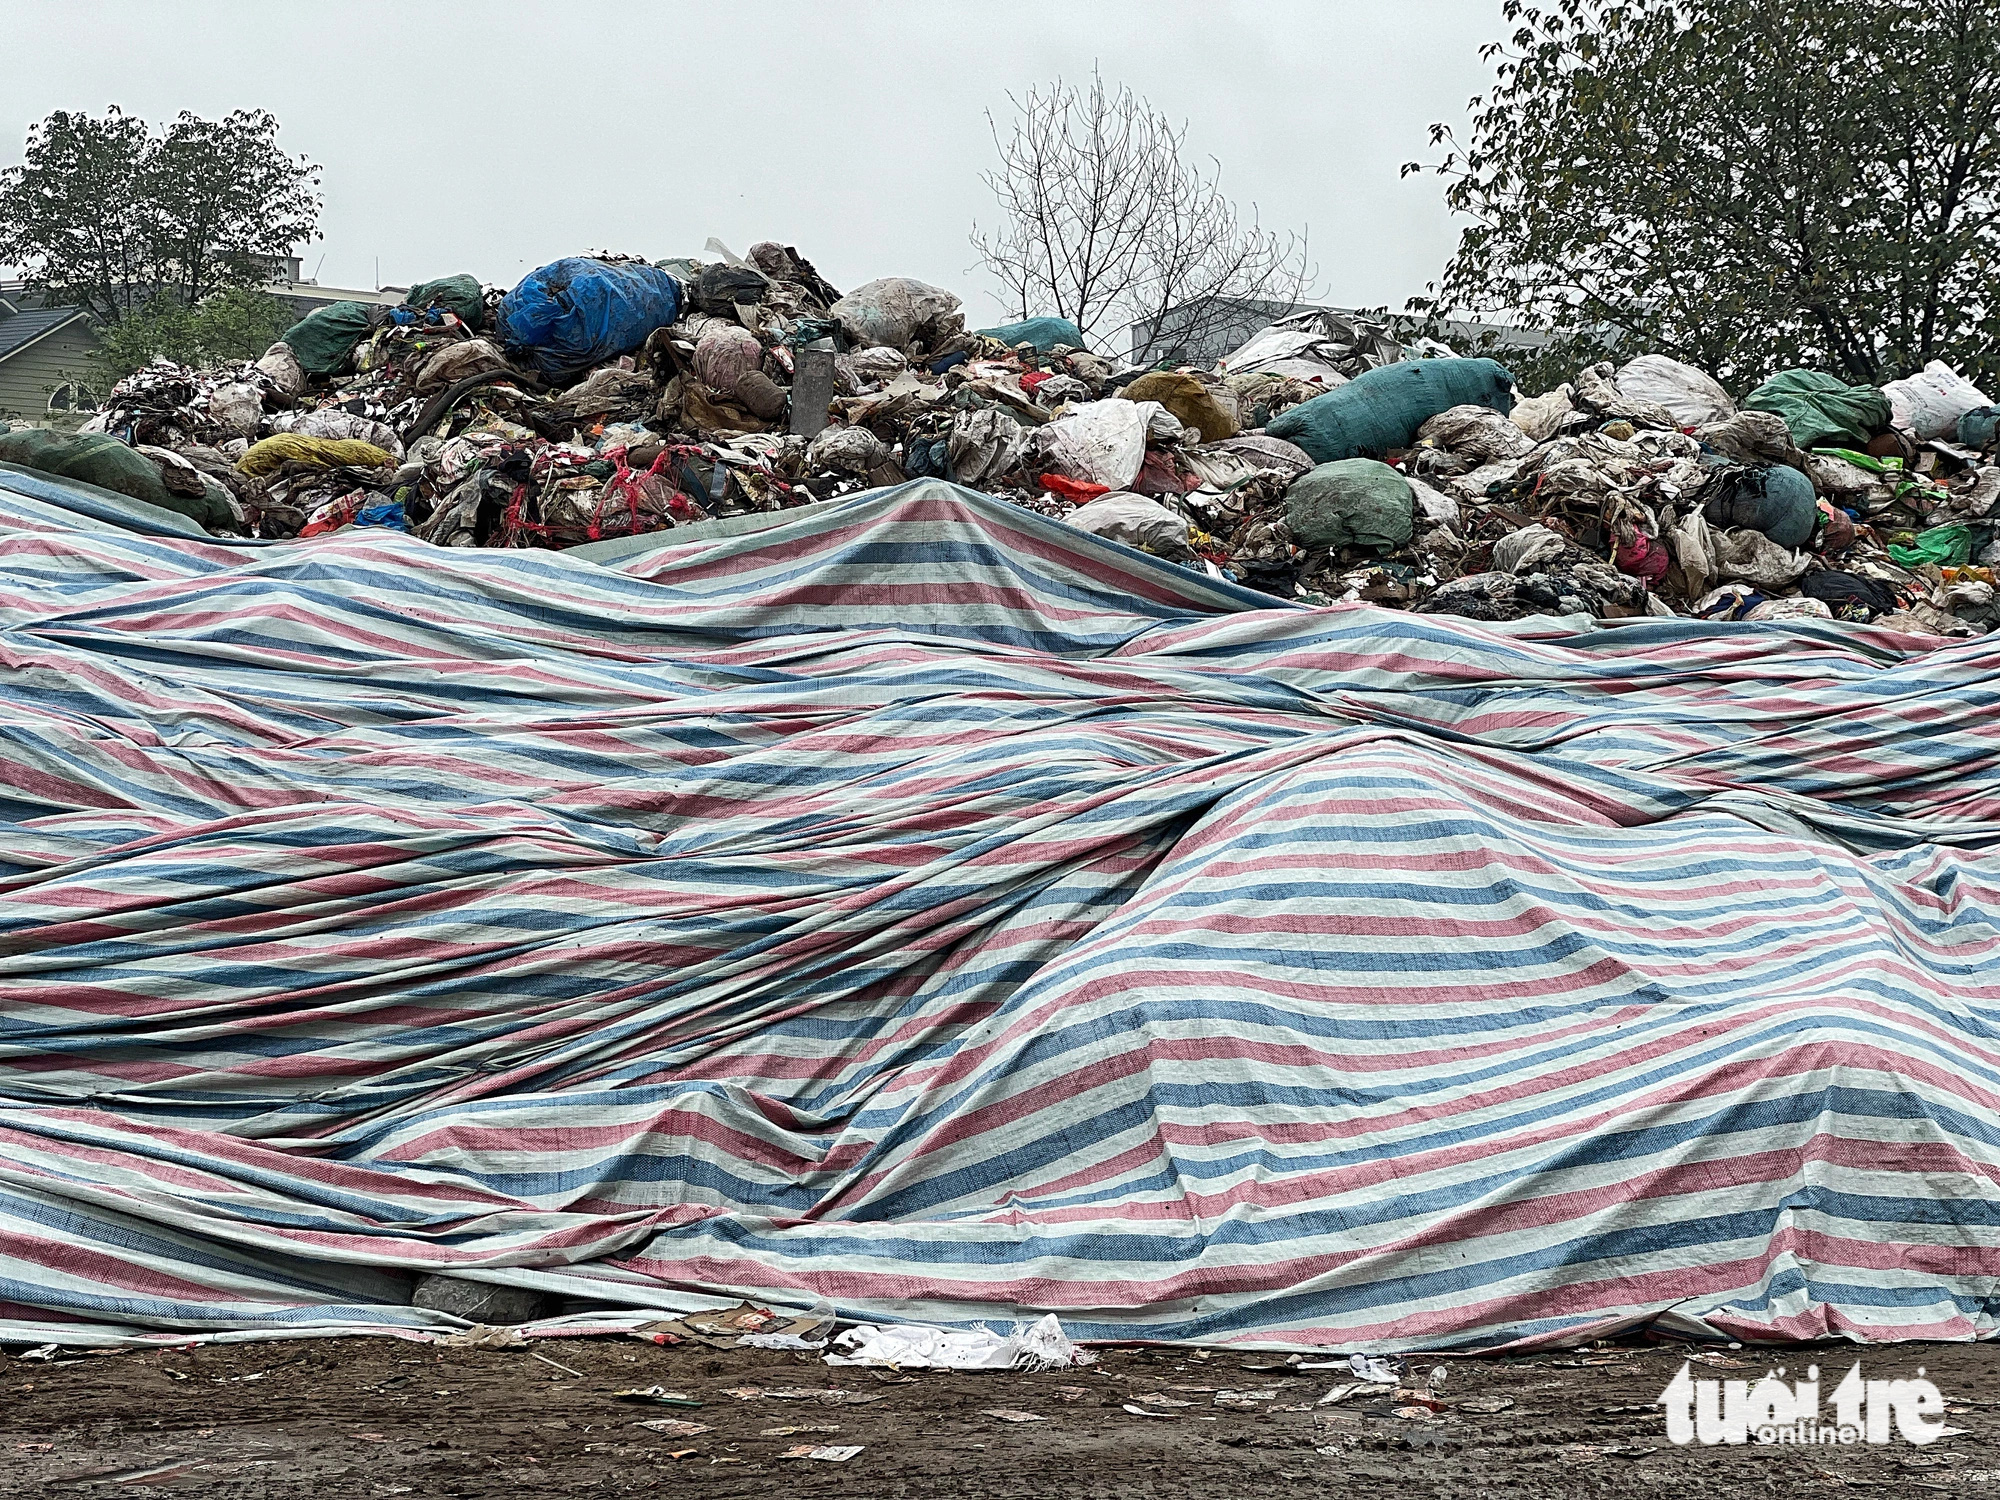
xmin=634 ymin=1419 xmax=711 ymax=1437
xmin=613 ymin=1387 xmax=702 ymax=1408
xmin=825 ymin=1315 xmax=1091 ymax=1371
xmin=777 ymin=1443 xmax=863 ymax=1462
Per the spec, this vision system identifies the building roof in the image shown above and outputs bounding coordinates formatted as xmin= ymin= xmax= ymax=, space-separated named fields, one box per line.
xmin=0 ymin=304 xmax=90 ymax=362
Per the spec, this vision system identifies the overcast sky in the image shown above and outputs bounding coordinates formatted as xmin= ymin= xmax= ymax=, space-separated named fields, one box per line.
xmin=2 ymin=0 xmax=1501 ymax=323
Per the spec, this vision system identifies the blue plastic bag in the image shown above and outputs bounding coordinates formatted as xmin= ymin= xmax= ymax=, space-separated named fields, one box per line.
xmin=976 ymin=317 xmax=1086 ymax=353
xmin=1267 ymin=358 xmax=1515 ymax=463
xmin=497 ymin=258 xmax=683 ymax=376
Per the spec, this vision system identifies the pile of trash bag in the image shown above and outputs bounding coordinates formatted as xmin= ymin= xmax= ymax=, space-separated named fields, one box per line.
xmin=4 ymin=237 xmax=1994 ymax=640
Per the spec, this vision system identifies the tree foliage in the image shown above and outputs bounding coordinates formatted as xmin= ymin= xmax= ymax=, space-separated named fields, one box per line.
xmin=0 ymin=106 xmax=320 ymax=326
xmin=1408 ymin=0 xmax=2000 ymax=393
xmin=90 ymin=288 xmax=294 ymax=385
xmin=973 ymin=72 xmax=1313 ymax=360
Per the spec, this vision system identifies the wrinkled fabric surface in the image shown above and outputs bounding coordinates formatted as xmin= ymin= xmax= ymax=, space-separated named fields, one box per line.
xmin=2 ymin=472 xmax=1999 ymax=1354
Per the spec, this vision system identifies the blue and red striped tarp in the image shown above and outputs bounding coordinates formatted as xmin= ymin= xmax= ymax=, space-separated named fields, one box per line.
xmin=2 ymin=468 xmax=1998 ymax=1350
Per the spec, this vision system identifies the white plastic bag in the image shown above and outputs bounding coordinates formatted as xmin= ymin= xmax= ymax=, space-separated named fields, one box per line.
xmin=825 ymin=1314 xmax=1092 ymax=1371
xmin=1882 ymin=360 xmax=1993 ymax=440
xmin=1614 ymin=354 xmax=1735 ymax=427
xmin=947 ymin=408 xmax=1026 ymax=488
xmin=254 ymin=341 xmax=305 ymax=396
xmin=829 ymin=278 xmax=964 ymax=350
xmin=1064 ymin=492 xmax=1192 ymax=557
xmin=1034 ymin=398 xmax=1149 ymax=489
xmin=1416 ymin=403 xmax=1534 ymax=462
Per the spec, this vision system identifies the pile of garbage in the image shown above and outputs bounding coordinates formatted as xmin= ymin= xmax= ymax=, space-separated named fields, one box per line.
xmin=3 ymin=238 xmax=1995 ymax=637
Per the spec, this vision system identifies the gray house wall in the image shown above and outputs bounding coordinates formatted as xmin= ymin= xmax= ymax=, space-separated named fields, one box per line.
xmin=0 ymin=321 xmax=102 ymax=419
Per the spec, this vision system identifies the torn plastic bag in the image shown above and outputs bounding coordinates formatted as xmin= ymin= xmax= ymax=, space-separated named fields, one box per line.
xmin=1511 ymin=386 xmax=1575 ymax=443
xmin=1712 ymin=526 xmax=1812 ymax=588
xmin=1416 ymin=403 xmax=1533 ymax=463
xmin=1694 ymin=410 xmax=1802 ymax=468
xmin=206 ymin=383 xmax=262 ymax=440
xmin=255 ymin=341 xmax=305 ymax=396
xmin=948 ymin=408 xmax=1026 ymax=488
xmin=691 ymin=262 xmax=770 ymax=317
xmin=806 ymin=424 xmax=890 ymax=476
xmin=825 ymin=1316 xmax=1091 ymax=1372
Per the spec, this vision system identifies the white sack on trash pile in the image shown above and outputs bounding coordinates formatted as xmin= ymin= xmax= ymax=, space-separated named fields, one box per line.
xmin=1614 ymin=354 xmax=1735 ymax=427
xmin=1417 ymin=403 xmax=1534 ymax=463
xmin=1035 ymin=398 xmax=1150 ymax=489
xmin=254 ymin=342 xmax=305 ymax=396
xmin=1882 ymin=360 xmax=1993 ymax=441
xmin=948 ymin=408 xmax=1026 ymax=489
xmin=830 ymin=278 xmax=964 ymax=351
xmin=1492 ymin=522 xmax=1569 ymax=574
xmin=1065 ymin=492 xmax=1193 ymax=558
xmin=206 ymin=383 xmax=263 ymax=440
xmin=1713 ymin=527 xmax=1811 ymax=588
xmin=806 ymin=424 xmax=891 ymax=475
xmin=1510 ymin=386 xmax=1574 ymax=443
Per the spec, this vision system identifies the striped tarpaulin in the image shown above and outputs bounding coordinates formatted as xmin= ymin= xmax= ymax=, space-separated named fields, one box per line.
xmin=2 ymin=471 xmax=1998 ymax=1351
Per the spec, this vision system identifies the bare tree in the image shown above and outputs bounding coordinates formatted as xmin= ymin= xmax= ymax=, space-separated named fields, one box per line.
xmin=972 ymin=72 xmax=1314 ymax=362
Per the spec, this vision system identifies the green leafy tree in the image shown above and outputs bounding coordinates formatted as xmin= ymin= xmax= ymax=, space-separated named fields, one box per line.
xmin=89 ymin=287 xmax=294 ymax=385
xmin=142 ymin=110 xmax=322 ymax=309
xmin=1407 ymin=0 xmax=2000 ymax=393
xmin=0 ymin=107 xmax=155 ymax=323
xmin=0 ymin=106 xmax=320 ymax=326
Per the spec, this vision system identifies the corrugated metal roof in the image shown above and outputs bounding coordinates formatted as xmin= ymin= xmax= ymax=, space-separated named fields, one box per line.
xmin=0 ymin=305 xmax=87 ymax=361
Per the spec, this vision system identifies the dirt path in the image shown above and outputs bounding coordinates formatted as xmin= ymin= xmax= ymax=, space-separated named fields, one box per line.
xmin=5 ymin=1336 xmax=1997 ymax=1496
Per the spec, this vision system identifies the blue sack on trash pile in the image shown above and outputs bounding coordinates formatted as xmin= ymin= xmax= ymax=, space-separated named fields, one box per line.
xmin=1267 ymin=357 xmax=1515 ymax=463
xmin=976 ymin=317 xmax=1086 ymax=353
xmin=497 ymin=258 xmax=682 ymax=376
xmin=354 ymin=500 xmax=407 ymax=531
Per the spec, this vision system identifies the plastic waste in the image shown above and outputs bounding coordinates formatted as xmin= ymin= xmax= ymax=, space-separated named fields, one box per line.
xmin=1882 ymin=361 xmax=1994 ymax=441
xmin=1034 ymin=399 xmax=1149 ymax=490
xmin=824 ymin=1315 xmax=1092 ymax=1371
xmin=1267 ymin=358 xmax=1515 ymax=464
xmin=1743 ymin=370 xmax=1889 ymax=450
xmin=830 ymin=278 xmax=964 ymax=351
xmin=497 ymin=257 xmax=683 ymax=376
xmin=1285 ymin=458 xmax=1416 ymax=551
xmin=1120 ymin=370 xmax=1238 ymax=443
xmin=976 ymin=317 xmax=1085 ymax=353
xmin=1064 ymin=492 xmax=1193 ymax=558
xmin=1614 ymin=354 xmax=1735 ymax=427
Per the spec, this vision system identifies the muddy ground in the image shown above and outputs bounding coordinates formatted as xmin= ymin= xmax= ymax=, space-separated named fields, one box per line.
xmin=4 ymin=1334 xmax=1998 ymax=1497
